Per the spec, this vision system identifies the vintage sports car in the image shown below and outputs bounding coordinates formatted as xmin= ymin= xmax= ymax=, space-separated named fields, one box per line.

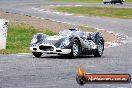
xmin=30 ymin=28 xmax=104 ymax=58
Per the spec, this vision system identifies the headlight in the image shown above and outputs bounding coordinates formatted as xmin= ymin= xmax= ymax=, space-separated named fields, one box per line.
xmin=31 ymin=38 xmax=37 ymax=44
xmin=61 ymin=38 xmax=70 ymax=48
xmin=31 ymin=35 xmax=38 ymax=44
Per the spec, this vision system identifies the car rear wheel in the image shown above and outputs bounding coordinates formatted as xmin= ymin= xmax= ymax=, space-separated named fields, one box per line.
xmin=93 ymin=41 xmax=104 ymax=57
xmin=69 ymin=39 xmax=81 ymax=58
xmin=111 ymin=2 xmax=115 ymax=4
xmin=32 ymin=52 xmax=43 ymax=58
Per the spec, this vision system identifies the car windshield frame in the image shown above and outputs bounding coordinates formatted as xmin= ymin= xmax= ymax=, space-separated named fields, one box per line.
xmin=58 ymin=30 xmax=72 ymax=36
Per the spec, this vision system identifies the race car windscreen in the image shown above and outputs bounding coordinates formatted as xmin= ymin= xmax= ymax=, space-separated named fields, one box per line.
xmin=58 ymin=30 xmax=72 ymax=36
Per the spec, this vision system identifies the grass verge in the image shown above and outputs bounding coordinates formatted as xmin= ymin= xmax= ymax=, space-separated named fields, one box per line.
xmin=0 ymin=24 xmax=56 ymax=54
xmin=54 ymin=6 xmax=132 ymax=19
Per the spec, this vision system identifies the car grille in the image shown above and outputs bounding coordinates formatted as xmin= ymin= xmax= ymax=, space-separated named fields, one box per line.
xmin=39 ymin=45 xmax=54 ymax=51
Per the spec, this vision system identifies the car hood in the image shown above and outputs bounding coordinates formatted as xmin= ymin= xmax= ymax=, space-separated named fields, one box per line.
xmin=40 ymin=35 xmax=67 ymax=47
xmin=45 ymin=35 xmax=65 ymax=41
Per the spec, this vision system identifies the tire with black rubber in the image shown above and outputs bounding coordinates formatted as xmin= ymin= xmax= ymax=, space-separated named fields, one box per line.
xmin=103 ymin=2 xmax=106 ymax=4
xmin=93 ymin=41 xmax=104 ymax=57
xmin=93 ymin=32 xmax=104 ymax=57
xmin=69 ymin=39 xmax=81 ymax=59
xmin=120 ymin=2 xmax=123 ymax=4
xmin=32 ymin=52 xmax=43 ymax=58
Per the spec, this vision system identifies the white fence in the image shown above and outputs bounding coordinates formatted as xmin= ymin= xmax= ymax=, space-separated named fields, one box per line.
xmin=0 ymin=19 xmax=8 ymax=49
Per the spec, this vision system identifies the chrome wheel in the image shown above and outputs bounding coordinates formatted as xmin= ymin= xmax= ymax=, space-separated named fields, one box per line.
xmin=73 ymin=42 xmax=79 ymax=57
xmin=69 ymin=39 xmax=81 ymax=58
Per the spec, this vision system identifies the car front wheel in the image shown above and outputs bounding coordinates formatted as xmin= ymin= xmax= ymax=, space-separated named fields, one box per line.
xmin=120 ymin=2 xmax=123 ymax=4
xmin=69 ymin=39 xmax=81 ymax=58
xmin=32 ymin=52 xmax=43 ymax=58
xmin=103 ymin=2 xmax=106 ymax=4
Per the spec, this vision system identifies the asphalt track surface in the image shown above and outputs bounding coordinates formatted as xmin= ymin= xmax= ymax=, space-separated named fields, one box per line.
xmin=0 ymin=0 xmax=132 ymax=88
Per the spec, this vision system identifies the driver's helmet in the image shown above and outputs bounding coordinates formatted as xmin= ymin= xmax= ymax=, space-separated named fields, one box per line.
xmin=69 ymin=27 xmax=78 ymax=31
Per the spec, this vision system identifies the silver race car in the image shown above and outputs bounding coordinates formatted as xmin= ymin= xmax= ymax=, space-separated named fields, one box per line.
xmin=30 ymin=28 xmax=104 ymax=58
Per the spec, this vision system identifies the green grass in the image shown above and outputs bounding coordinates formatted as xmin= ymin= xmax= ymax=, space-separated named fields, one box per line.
xmin=0 ymin=24 xmax=56 ymax=54
xmin=51 ymin=0 xmax=132 ymax=3
xmin=54 ymin=6 xmax=132 ymax=19
xmin=126 ymin=0 xmax=132 ymax=3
